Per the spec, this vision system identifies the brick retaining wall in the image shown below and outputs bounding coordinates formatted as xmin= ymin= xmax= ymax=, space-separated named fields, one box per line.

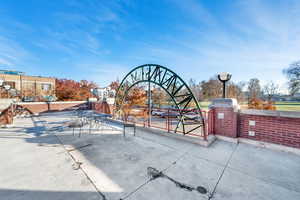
xmin=91 ymin=102 xmax=114 ymax=114
xmin=209 ymin=99 xmax=300 ymax=149
xmin=17 ymin=101 xmax=87 ymax=114
xmin=238 ymin=110 xmax=300 ymax=149
xmin=211 ymin=107 xmax=238 ymax=138
xmin=15 ymin=99 xmax=297 ymax=150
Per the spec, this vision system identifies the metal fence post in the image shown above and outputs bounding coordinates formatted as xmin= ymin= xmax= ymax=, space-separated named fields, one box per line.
xmin=147 ymin=107 xmax=150 ymax=127
xmin=203 ymin=111 xmax=207 ymax=140
xmin=167 ymin=109 xmax=170 ymax=132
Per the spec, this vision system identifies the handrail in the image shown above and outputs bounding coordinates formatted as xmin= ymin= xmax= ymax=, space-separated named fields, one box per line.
xmin=0 ymin=104 xmax=33 ymax=126
xmin=0 ymin=104 xmax=15 ymax=125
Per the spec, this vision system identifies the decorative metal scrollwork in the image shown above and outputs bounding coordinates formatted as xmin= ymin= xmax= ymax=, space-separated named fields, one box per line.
xmin=115 ymin=64 xmax=205 ymax=136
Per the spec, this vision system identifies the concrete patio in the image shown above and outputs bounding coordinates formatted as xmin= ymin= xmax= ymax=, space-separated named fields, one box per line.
xmin=0 ymin=111 xmax=299 ymax=200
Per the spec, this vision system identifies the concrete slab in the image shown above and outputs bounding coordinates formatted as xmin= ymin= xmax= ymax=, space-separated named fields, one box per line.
xmin=135 ymin=127 xmax=237 ymax=166
xmin=56 ymin=132 xmax=187 ymax=200
xmin=213 ymin=168 xmax=300 ymax=200
xmin=228 ymin=143 xmax=300 ymax=193
xmin=162 ymin=153 xmax=224 ymax=194
xmin=127 ymin=177 xmax=207 ymax=200
xmin=1 ymin=111 xmax=300 ymax=200
xmin=127 ymin=153 xmax=225 ymax=200
xmin=0 ymin=117 xmax=101 ymax=200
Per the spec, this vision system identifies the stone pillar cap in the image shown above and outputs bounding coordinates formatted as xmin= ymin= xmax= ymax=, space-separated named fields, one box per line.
xmin=209 ymin=98 xmax=240 ymax=111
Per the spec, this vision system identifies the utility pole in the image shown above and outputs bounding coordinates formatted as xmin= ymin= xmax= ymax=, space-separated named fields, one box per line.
xmin=34 ymin=80 xmax=37 ymax=99
xmin=148 ymin=81 xmax=151 ymax=127
xmin=20 ymin=75 xmax=23 ymax=99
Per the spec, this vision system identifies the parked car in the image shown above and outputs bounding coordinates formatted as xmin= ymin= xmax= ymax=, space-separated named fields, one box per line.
xmin=22 ymin=96 xmax=36 ymax=102
xmin=184 ymin=113 xmax=201 ymax=121
xmin=161 ymin=111 xmax=180 ymax=118
xmin=151 ymin=110 xmax=165 ymax=116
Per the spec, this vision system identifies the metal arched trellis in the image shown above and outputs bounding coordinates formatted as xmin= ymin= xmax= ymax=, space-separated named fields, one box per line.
xmin=115 ymin=64 xmax=206 ymax=137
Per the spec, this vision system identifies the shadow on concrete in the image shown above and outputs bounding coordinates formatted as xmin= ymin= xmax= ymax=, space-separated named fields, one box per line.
xmin=4 ymin=111 xmax=300 ymax=200
xmin=19 ymin=123 xmax=214 ymax=200
xmin=1 ymin=111 xmax=218 ymax=200
xmin=24 ymin=126 xmax=46 ymax=136
xmin=0 ymin=189 xmax=103 ymax=200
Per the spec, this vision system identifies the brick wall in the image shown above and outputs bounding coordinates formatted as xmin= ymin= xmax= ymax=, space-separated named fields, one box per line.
xmin=91 ymin=102 xmax=114 ymax=114
xmin=239 ymin=111 xmax=300 ymax=149
xmin=17 ymin=101 xmax=87 ymax=114
xmin=212 ymin=107 xmax=238 ymax=138
xmin=209 ymin=99 xmax=300 ymax=149
xmin=0 ymin=105 xmax=14 ymax=125
xmin=0 ymin=73 xmax=55 ymax=97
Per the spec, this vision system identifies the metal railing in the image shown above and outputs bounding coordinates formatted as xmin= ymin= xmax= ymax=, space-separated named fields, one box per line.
xmin=0 ymin=104 xmax=33 ymax=125
xmin=114 ymin=106 xmax=214 ymax=140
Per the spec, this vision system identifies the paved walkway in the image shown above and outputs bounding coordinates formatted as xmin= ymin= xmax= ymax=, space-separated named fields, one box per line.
xmin=0 ymin=111 xmax=300 ymax=200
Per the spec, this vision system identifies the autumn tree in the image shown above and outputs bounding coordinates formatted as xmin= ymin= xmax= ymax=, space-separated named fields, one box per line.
xmin=109 ymin=80 xmax=120 ymax=91
xmin=247 ymin=78 xmax=261 ymax=100
xmin=263 ymin=81 xmax=278 ymax=101
xmin=227 ymin=81 xmax=246 ymax=102
xmin=200 ymin=78 xmax=222 ymax=100
xmin=79 ymin=80 xmax=97 ymax=99
xmin=248 ymin=98 xmax=276 ymax=110
xmin=152 ymin=87 xmax=168 ymax=107
xmin=125 ymin=86 xmax=146 ymax=106
xmin=193 ymin=77 xmax=245 ymax=102
xmin=121 ymin=86 xmax=147 ymax=121
xmin=55 ymin=79 xmax=97 ymax=101
xmin=246 ymin=78 xmax=277 ymax=110
xmin=189 ymin=79 xmax=202 ymax=101
xmin=56 ymin=79 xmax=79 ymax=101
xmin=110 ymin=80 xmax=147 ymax=107
xmin=283 ymin=61 xmax=300 ymax=95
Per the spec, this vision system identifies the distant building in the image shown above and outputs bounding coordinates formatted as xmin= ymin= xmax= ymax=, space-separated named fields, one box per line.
xmin=92 ymin=86 xmax=115 ymax=104
xmin=0 ymin=70 xmax=56 ymax=101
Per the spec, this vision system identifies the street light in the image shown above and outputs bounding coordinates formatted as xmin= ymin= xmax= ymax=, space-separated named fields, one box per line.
xmin=217 ymin=72 xmax=232 ymax=98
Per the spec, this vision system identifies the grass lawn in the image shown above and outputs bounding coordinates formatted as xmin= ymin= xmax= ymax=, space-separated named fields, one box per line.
xmin=198 ymin=101 xmax=210 ymax=110
xmin=275 ymin=102 xmax=300 ymax=111
xmin=198 ymin=101 xmax=300 ymax=112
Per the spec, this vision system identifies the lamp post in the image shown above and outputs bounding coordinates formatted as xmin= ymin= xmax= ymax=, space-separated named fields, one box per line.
xmin=217 ymin=72 xmax=232 ymax=98
xmin=147 ymin=82 xmax=152 ymax=127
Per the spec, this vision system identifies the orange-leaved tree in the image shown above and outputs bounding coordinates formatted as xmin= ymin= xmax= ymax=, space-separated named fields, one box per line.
xmin=109 ymin=80 xmax=120 ymax=91
xmin=119 ymin=86 xmax=147 ymax=121
xmin=55 ymin=79 xmax=97 ymax=101
xmin=110 ymin=79 xmax=148 ymax=121
xmin=248 ymin=98 xmax=276 ymax=110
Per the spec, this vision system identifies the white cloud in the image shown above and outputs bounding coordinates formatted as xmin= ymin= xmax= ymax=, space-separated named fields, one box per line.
xmin=127 ymin=0 xmax=300 ymax=93
xmin=0 ymin=36 xmax=33 ymax=68
xmin=170 ymin=0 xmax=218 ymax=27
xmin=72 ymin=60 xmax=131 ymax=86
xmin=0 ymin=58 xmax=12 ymax=66
xmin=0 ymin=0 xmax=298 ymax=94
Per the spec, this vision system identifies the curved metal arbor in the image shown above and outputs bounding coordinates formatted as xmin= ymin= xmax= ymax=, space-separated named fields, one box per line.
xmin=115 ymin=64 xmax=205 ymax=136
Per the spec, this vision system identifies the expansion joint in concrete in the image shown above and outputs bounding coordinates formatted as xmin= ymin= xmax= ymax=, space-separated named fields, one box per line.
xmin=33 ymin=115 xmax=108 ymax=200
xmin=119 ymin=146 xmax=190 ymax=200
xmin=208 ymin=143 xmax=238 ymax=200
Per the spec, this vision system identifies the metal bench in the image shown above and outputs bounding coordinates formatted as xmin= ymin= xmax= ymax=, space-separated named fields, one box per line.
xmin=123 ymin=123 xmax=136 ymax=137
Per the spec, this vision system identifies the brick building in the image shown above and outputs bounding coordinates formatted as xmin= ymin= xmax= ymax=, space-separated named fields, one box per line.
xmin=0 ymin=70 xmax=56 ymax=101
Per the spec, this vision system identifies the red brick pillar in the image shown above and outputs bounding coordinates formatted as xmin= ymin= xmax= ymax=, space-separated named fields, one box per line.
xmin=209 ymin=98 xmax=239 ymax=138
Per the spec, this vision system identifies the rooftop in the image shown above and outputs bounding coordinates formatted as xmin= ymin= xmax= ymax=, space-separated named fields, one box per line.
xmin=0 ymin=69 xmax=25 ymax=75
xmin=0 ymin=111 xmax=299 ymax=200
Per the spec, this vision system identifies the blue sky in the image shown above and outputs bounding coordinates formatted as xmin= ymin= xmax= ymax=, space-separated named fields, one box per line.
xmin=0 ymin=0 xmax=299 ymax=92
